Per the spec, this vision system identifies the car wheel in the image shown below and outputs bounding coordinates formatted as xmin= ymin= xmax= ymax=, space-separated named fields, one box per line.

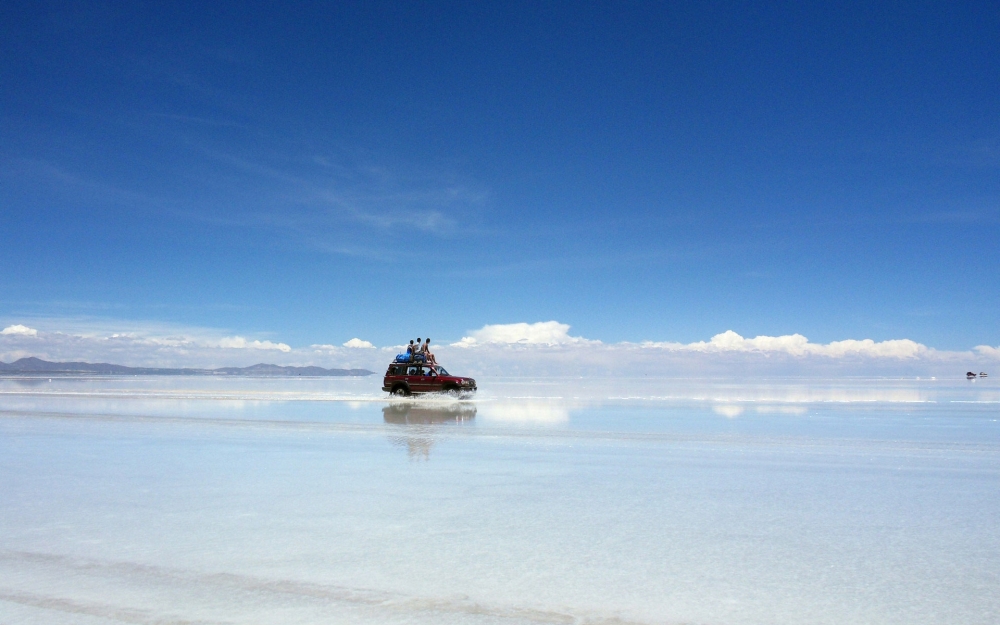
xmin=391 ymin=386 xmax=409 ymax=396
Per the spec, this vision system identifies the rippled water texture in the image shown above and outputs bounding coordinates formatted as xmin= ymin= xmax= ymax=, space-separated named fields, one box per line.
xmin=1 ymin=376 xmax=998 ymax=624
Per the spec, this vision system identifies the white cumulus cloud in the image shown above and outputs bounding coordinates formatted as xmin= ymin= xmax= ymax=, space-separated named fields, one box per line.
xmin=974 ymin=345 xmax=1000 ymax=359
xmin=452 ymin=321 xmax=596 ymax=347
xmin=642 ymin=330 xmax=928 ymax=359
xmin=343 ymin=338 xmax=375 ymax=349
xmin=2 ymin=324 xmax=38 ymax=337
xmin=217 ymin=336 xmax=292 ymax=352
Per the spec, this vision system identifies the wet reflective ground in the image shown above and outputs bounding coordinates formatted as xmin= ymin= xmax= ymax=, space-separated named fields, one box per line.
xmin=1 ymin=377 xmax=998 ymax=624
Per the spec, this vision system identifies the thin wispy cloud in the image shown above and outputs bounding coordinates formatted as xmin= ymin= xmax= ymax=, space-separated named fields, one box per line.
xmin=1 ymin=127 xmax=489 ymax=263
xmin=3 ymin=158 xmax=165 ymax=209
xmin=147 ymin=112 xmax=246 ymax=128
xmin=175 ymin=145 xmax=489 ymax=256
xmin=906 ymin=209 xmax=1000 ymax=225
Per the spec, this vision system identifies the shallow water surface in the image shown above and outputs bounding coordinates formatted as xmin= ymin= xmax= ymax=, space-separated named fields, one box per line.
xmin=1 ymin=377 xmax=998 ymax=624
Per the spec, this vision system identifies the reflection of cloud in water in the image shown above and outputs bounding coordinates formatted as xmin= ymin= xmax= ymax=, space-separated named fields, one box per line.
xmin=478 ymin=402 xmax=570 ymax=424
xmin=756 ymin=405 xmax=808 ymax=415
xmin=712 ymin=405 xmax=745 ymax=418
xmin=714 ymin=404 xmax=809 ymax=418
xmin=3 ymin=376 xmax=996 ymax=405
xmin=486 ymin=378 xmax=997 ymax=404
xmin=663 ymin=387 xmax=927 ymax=404
xmin=382 ymin=402 xmax=476 ymax=460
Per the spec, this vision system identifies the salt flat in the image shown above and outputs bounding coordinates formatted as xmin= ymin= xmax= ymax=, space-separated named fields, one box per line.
xmin=1 ymin=377 xmax=997 ymax=624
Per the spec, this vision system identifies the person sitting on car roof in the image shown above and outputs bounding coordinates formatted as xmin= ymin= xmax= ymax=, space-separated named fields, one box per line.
xmin=423 ymin=339 xmax=436 ymax=364
xmin=406 ymin=340 xmax=416 ymax=361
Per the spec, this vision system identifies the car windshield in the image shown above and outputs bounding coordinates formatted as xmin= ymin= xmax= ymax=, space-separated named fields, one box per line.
xmin=435 ymin=366 xmax=449 ymax=376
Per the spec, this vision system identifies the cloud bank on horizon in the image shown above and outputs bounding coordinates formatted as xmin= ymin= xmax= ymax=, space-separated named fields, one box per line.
xmin=451 ymin=322 xmax=932 ymax=359
xmin=1 ymin=321 xmax=997 ymax=376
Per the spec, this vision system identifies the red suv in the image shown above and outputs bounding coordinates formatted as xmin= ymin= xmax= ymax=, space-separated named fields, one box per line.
xmin=382 ymin=362 xmax=477 ymax=396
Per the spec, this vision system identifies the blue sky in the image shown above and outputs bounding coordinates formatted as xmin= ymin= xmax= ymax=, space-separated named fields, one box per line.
xmin=1 ymin=1 xmax=998 ymax=360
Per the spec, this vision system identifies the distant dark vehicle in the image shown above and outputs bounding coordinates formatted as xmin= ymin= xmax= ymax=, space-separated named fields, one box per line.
xmin=382 ymin=362 xmax=476 ymax=396
xmin=967 ymin=371 xmax=977 ymax=379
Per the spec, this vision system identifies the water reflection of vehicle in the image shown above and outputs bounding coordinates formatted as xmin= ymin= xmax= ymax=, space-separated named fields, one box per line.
xmin=383 ymin=402 xmax=476 ymax=460
xmin=382 ymin=402 xmax=477 ymax=425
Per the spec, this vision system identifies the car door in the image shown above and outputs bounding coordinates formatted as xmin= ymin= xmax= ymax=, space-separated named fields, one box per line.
xmin=388 ymin=364 xmax=407 ymax=390
xmin=425 ymin=366 xmax=443 ymax=392
xmin=410 ymin=365 xmax=436 ymax=393
xmin=404 ymin=365 xmax=421 ymax=393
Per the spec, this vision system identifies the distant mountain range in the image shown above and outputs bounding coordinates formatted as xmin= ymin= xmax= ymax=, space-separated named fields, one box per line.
xmin=0 ymin=357 xmax=373 ymax=377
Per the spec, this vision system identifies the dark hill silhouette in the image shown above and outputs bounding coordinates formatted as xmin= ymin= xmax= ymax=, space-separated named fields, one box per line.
xmin=0 ymin=357 xmax=372 ymax=377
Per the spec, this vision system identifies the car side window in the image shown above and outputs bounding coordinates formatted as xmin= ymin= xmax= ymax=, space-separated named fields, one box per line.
xmin=406 ymin=366 xmax=418 ymax=375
